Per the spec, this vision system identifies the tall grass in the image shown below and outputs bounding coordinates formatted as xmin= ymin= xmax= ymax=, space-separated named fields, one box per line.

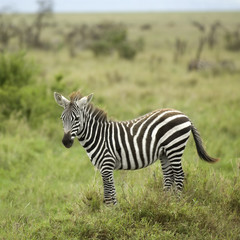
xmin=1 ymin=148 xmax=239 ymax=239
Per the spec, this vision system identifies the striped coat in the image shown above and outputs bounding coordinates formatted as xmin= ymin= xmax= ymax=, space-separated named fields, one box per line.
xmin=54 ymin=91 xmax=219 ymax=204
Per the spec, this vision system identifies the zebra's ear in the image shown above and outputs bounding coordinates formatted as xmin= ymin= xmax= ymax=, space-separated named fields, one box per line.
xmin=76 ymin=93 xmax=93 ymax=108
xmin=54 ymin=92 xmax=70 ymax=108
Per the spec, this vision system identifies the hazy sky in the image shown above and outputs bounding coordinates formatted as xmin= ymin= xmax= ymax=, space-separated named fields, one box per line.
xmin=1 ymin=0 xmax=240 ymax=13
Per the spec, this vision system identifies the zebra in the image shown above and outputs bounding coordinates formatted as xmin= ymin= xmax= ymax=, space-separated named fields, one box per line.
xmin=54 ymin=91 xmax=219 ymax=205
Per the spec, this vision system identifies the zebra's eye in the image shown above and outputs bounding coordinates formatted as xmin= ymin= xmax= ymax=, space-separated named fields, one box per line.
xmin=75 ymin=117 xmax=80 ymax=121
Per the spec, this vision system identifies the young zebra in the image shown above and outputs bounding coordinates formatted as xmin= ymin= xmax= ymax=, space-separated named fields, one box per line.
xmin=54 ymin=91 xmax=219 ymax=205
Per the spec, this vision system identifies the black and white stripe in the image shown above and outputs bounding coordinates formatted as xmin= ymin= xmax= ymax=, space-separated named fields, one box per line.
xmin=54 ymin=92 xmax=219 ymax=205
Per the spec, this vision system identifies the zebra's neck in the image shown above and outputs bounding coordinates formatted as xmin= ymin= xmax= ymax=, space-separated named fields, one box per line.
xmin=78 ymin=104 xmax=108 ymax=139
xmin=77 ymin=104 xmax=109 ymax=166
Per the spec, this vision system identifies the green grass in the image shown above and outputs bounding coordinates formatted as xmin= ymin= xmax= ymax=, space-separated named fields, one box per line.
xmin=1 ymin=12 xmax=240 ymax=239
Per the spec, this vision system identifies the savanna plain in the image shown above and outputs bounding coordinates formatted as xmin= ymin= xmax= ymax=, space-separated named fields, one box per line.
xmin=0 ymin=12 xmax=240 ymax=239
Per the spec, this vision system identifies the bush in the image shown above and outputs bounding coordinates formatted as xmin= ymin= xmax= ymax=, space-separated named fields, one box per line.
xmin=0 ymin=52 xmax=36 ymax=87
xmin=87 ymin=22 xmax=144 ymax=59
xmin=118 ymin=38 xmax=144 ymax=60
xmin=87 ymin=22 xmax=127 ymax=56
xmin=0 ymin=83 xmax=59 ymax=129
xmin=89 ymin=40 xmax=112 ymax=56
xmin=0 ymin=52 xmax=37 ymax=122
xmin=225 ymin=30 xmax=240 ymax=51
xmin=117 ymin=42 xmax=137 ymax=60
xmin=0 ymin=51 xmax=65 ymax=129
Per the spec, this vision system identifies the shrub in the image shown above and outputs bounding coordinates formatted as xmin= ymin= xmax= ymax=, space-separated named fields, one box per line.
xmin=0 ymin=52 xmax=36 ymax=87
xmin=225 ymin=30 xmax=240 ymax=51
xmin=87 ymin=22 xmax=126 ymax=56
xmin=89 ymin=40 xmax=112 ymax=56
xmin=0 ymin=83 xmax=58 ymax=129
xmin=117 ymin=42 xmax=137 ymax=60
xmin=87 ymin=22 xmax=144 ymax=59
xmin=117 ymin=38 xmax=144 ymax=60
xmin=0 ymin=52 xmax=37 ymax=122
xmin=0 ymin=52 xmax=65 ymax=129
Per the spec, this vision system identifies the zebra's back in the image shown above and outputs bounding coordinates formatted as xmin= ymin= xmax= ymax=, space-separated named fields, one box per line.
xmin=107 ymin=109 xmax=192 ymax=170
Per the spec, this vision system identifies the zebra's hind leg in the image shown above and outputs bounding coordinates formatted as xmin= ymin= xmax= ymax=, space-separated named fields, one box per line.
xmin=168 ymin=153 xmax=185 ymax=191
xmin=160 ymin=151 xmax=174 ymax=191
xmin=165 ymin=134 xmax=190 ymax=192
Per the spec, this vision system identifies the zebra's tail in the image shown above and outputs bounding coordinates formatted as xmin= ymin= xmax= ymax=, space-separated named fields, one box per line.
xmin=191 ymin=123 xmax=219 ymax=163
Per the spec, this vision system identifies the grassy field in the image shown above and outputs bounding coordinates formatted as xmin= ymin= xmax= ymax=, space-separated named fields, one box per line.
xmin=0 ymin=12 xmax=240 ymax=239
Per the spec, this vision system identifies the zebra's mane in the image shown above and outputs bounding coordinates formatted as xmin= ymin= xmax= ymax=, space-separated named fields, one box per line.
xmin=88 ymin=104 xmax=108 ymax=122
xmin=69 ymin=91 xmax=107 ymax=122
xmin=69 ymin=91 xmax=83 ymax=102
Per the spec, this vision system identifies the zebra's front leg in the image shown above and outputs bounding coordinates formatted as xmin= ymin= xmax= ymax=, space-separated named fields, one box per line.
xmin=100 ymin=169 xmax=117 ymax=205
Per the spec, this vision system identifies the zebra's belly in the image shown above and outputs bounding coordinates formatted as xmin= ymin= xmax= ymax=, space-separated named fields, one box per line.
xmin=113 ymin=145 xmax=161 ymax=170
xmin=116 ymin=157 xmax=159 ymax=170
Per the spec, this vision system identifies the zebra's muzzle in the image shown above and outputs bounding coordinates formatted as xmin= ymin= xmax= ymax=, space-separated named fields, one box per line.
xmin=62 ymin=131 xmax=74 ymax=148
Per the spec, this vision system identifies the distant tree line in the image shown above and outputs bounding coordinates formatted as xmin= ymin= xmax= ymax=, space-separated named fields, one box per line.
xmin=0 ymin=0 xmax=144 ymax=60
xmin=0 ymin=0 xmax=240 ymax=65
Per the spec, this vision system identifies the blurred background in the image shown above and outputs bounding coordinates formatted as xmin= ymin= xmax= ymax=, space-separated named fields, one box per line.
xmin=1 ymin=0 xmax=240 ymax=12
xmin=0 ymin=1 xmax=240 ymax=239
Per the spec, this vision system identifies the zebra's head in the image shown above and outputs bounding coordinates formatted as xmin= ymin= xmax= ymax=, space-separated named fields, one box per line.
xmin=54 ymin=92 xmax=93 ymax=148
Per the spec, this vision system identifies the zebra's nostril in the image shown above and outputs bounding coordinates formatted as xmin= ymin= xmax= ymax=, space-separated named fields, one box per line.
xmin=62 ymin=132 xmax=74 ymax=148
